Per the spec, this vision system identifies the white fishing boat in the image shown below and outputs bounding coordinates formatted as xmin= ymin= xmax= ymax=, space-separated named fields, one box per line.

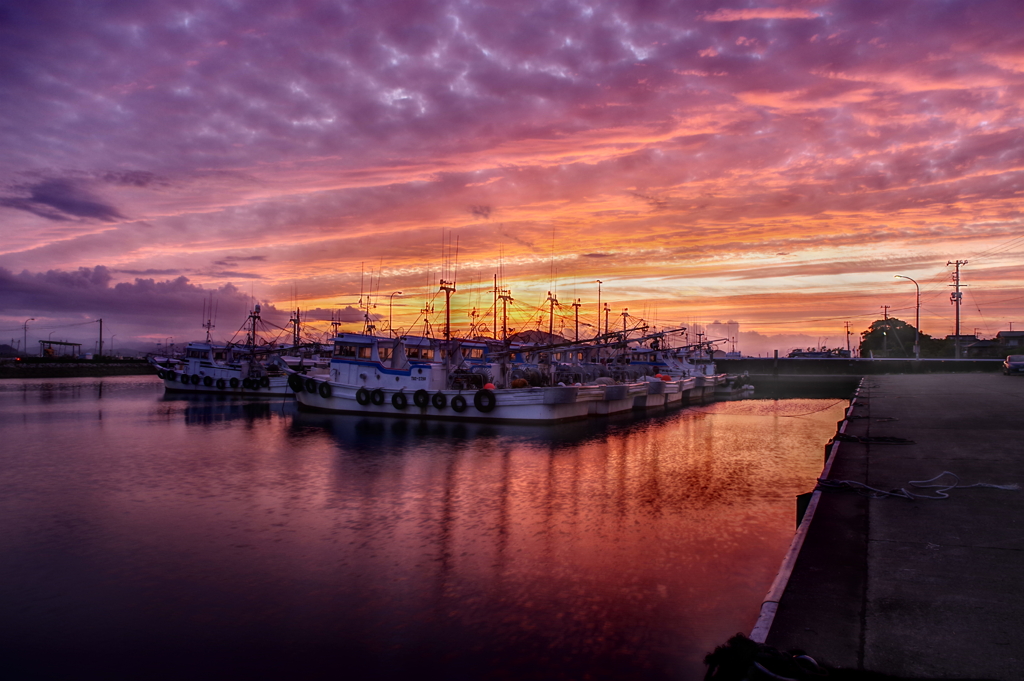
xmin=285 ymin=276 xmax=748 ymax=420
xmin=150 ymin=305 xmax=292 ymax=396
xmin=286 ymin=332 xmax=603 ymax=422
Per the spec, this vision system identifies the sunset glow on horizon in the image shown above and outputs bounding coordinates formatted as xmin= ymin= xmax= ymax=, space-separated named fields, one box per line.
xmin=2 ymin=0 xmax=1023 ymax=353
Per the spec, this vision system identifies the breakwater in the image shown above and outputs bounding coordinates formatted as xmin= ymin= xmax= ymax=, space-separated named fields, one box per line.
xmin=761 ymin=373 xmax=1023 ymax=680
xmin=0 ymin=358 xmax=154 ymax=378
xmin=718 ymin=357 xmax=1002 ymax=399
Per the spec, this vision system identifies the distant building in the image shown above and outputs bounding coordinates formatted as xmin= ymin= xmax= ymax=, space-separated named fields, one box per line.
xmin=996 ymin=330 xmax=1024 ymax=348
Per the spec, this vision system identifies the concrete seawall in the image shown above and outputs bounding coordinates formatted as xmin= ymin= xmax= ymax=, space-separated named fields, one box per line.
xmin=762 ymin=374 xmax=1023 ymax=679
xmin=0 ymin=361 xmax=154 ymax=379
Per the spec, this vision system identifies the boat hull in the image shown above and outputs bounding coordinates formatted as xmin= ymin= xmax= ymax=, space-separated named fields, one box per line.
xmin=156 ymin=367 xmax=292 ymax=397
xmin=294 ymin=383 xmax=598 ymax=422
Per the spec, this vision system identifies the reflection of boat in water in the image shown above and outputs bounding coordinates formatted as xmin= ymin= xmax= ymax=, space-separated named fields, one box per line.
xmin=160 ymin=392 xmax=295 ymax=426
xmin=283 ymin=278 xmax=740 ymax=423
xmin=290 ymin=401 xmax=663 ymax=450
xmin=150 ymin=305 xmax=293 ymax=396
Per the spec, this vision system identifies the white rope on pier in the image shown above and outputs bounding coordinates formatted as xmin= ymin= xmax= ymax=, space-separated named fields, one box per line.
xmin=817 ymin=471 xmax=1020 ymax=500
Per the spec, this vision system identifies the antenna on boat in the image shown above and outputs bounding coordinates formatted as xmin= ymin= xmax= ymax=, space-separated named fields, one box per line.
xmin=201 ymin=293 xmax=216 ymax=343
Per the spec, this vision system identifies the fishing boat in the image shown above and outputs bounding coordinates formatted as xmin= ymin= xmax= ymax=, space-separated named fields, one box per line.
xmin=150 ymin=305 xmax=292 ymax=396
xmin=284 ymin=274 xmax=747 ymax=420
xmin=285 ymin=332 xmax=604 ymax=422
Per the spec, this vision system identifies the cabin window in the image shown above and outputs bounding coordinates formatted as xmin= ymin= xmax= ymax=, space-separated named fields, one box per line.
xmin=420 ymin=348 xmax=434 ymax=360
xmin=576 ymin=352 xmax=584 ymax=361
xmin=188 ymin=349 xmax=205 ymax=359
xmin=379 ymin=347 xmax=392 ymax=361
xmin=214 ymin=352 xmax=226 ymax=361
xmin=407 ymin=347 xmax=420 ymax=359
xmin=334 ymin=343 xmax=357 ymax=358
xmin=358 ymin=347 xmax=372 ymax=360
xmin=469 ymin=348 xmax=484 ymax=359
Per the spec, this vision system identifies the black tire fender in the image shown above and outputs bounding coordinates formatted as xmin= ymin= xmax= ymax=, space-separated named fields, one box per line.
xmin=305 ymin=378 xmax=317 ymax=393
xmin=474 ymin=388 xmax=496 ymax=413
xmin=432 ymin=392 xmax=447 ymax=409
xmin=318 ymin=381 xmax=332 ymax=398
xmin=190 ymin=374 xmax=201 ymax=385
xmin=203 ymin=375 xmax=214 ymax=387
xmin=230 ymin=377 xmax=240 ymax=389
xmin=181 ymin=374 xmax=190 ymax=385
xmin=216 ymin=378 xmax=226 ymax=390
xmin=370 ymin=388 xmax=385 ymax=405
xmin=288 ymin=374 xmax=305 ymax=392
xmin=451 ymin=394 xmax=468 ymax=413
xmin=413 ymin=389 xmax=430 ymax=408
xmin=392 ymin=391 xmax=408 ymax=409
xmin=356 ymin=387 xmax=371 ymax=405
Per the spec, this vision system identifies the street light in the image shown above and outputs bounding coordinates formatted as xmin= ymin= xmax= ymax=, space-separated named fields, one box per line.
xmin=894 ymin=275 xmax=920 ymax=359
xmin=595 ymin=280 xmax=602 ymax=339
xmin=23 ymin=318 xmax=34 ymax=357
xmin=389 ymin=291 xmax=403 ymax=337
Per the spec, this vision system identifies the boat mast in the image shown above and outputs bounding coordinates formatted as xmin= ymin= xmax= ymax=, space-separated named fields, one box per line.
xmin=547 ymin=291 xmax=558 ymax=338
xmin=440 ymin=277 xmax=455 ymax=375
xmin=290 ymin=308 xmax=301 ymax=347
xmin=499 ymin=288 xmax=513 ymax=342
xmin=247 ymin=304 xmax=261 ymax=353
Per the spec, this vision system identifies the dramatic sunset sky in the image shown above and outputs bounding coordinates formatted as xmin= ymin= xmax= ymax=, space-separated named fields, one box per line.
xmin=2 ymin=0 xmax=1023 ymax=354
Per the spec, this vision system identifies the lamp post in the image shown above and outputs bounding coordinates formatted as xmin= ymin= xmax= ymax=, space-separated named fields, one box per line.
xmin=389 ymin=291 xmax=403 ymax=337
xmin=23 ymin=318 xmax=34 ymax=357
xmin=595 ymin=280 xmax=602 ymax=339
xmin=894 ymin=275 xmax=920 ymax=359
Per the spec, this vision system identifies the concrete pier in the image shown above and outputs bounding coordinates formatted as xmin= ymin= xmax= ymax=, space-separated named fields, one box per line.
xmin=764 ymin=373 xmax=1023 ymax=680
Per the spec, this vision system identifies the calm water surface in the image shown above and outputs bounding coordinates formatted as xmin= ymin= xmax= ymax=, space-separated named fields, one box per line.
xmin=0 ymin=376 xmax=846 ymax=680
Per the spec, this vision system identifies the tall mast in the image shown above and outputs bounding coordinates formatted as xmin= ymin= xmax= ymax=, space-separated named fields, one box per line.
xmin=290 ymin=308 xmax=301 ymax=346
xmin=499 ymin=288 xmax=513 ymax=342
xmin=572 ymin=298 xmax=581 ymax=342
xmin=248 ymin=304 xmax=261 ymax=352
xmin=546 ymin=291 xmax=558 ymax=338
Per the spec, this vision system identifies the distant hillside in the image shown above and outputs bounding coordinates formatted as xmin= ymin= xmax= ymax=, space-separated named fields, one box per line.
xmin=0 ymin=344 xmax=19 ymax=357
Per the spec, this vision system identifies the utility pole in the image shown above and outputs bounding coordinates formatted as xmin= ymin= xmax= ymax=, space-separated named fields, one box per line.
xmin=881 ymin=306 xmax=890 ymax=357
xmin=23 ymin=318 xmax=34 ymax=357
xmin=844 ymin=321 xmax=852 ymax=354
xmin=947 ymin=260 xmax=967 ymax=359
xmin=98 ymin=318 xmax=103 ymax=359
xmin=603 ymin=303 xmax=610 ymax=337
xmin=595 ymin=280 xmax=602 ymax=340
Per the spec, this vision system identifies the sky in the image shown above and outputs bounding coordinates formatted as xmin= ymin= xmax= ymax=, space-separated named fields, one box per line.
xmin=2 ymin=0 xmax=1023 ymax=355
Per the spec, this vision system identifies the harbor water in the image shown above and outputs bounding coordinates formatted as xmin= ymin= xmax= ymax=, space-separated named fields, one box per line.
xmin=0 ymin=376 xmax=847 ymax=680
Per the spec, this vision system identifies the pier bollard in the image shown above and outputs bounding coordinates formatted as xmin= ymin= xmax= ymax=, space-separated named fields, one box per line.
xmin=796 ymin=492 xmax=813 ymax=529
